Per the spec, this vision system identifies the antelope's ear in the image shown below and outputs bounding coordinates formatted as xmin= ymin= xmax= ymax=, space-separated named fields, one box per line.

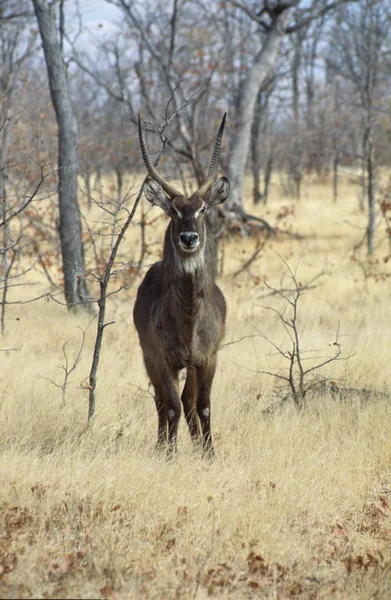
xmin=206 ymin=177 xmax=230 ymax=208
xmin=144 ymin=179 xmax=171 ymax=215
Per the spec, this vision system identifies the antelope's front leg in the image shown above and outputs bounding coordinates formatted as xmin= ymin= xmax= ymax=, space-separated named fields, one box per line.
xmin=181 ymin=368 xmax=200 ymax=442
xmin=154 ymin=382 xmax=181 ymax=455
xmin=146 ymin=359 xmax=180 ymax=453
xmin=164 ymin=370 xmax=181 ymax=455
xmin=196 ymin=360 xmax=217 ymax=458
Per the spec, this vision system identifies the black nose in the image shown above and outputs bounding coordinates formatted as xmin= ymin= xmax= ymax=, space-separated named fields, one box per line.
xmin=179 ymin=232 xmax=199 ymax=247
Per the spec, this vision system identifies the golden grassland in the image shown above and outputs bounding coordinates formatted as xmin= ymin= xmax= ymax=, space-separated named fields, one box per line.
xmin=1 ymin=172 xmax=391 ymax=599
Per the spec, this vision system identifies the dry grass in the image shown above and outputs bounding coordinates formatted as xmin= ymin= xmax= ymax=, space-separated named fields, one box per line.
xmin=1 ymin=172 xmax=391 ymax=599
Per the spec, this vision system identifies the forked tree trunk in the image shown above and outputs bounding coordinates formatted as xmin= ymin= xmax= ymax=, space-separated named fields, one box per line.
xmin=32 ymin=0 xmax=92 ymax=312
xmin=226 ymin=11 xmax=290 ymax=213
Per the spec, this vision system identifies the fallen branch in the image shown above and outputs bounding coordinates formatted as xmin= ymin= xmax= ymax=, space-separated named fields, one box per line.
xmin=262 ymin=380 xmax=391 ymax=416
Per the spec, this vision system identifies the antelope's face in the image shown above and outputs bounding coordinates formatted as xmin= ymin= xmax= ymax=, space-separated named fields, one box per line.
xmin=139 ymin=112 xmax=230 ymax=259
xmin=143 ymin=178 xmax=230 ymax=255
xmin=171 ymin=194 xmax=206 ymax=254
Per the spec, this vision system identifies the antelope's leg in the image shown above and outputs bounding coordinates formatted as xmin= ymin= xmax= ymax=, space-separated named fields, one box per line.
xmin=152 ymin=379 xmax=181 ymax=452
xmin=164 ymin=369 xmax=181 ymax=453
xmin=145 ymin=359 xmax=180 ymax=451
xmin=153 ymin=393 xmax=168 ymax=449
xmin=181 ymin=368 xmax=200 ymax=442
xmin=196 ymin=360 xmax=217 ymax=457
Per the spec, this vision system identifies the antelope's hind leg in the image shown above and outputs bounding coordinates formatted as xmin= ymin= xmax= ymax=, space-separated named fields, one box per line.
xmin=196 ymin=360 xmax=217 ymax=458
xmin=153 ymin=393 xmax=168 ymax=451
xmin=181 ymin=368 xmax=200 ymax=443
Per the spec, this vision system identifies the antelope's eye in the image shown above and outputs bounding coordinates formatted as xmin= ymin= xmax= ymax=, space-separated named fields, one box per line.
xmin=172 ymin=207 xmax=182 ymax=219
xmin=199 ymin=206 xmax=206 ymax=214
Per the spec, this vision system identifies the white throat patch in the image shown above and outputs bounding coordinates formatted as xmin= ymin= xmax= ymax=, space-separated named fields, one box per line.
xmin=181 ymin=250 xmax=205 ymax=274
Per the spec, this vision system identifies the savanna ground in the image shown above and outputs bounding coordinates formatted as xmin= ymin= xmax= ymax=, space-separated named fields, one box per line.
xmin=1 ymin=171 xmax=391 ymax=599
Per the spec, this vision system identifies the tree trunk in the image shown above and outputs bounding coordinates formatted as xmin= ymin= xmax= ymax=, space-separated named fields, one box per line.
xmin=332 ymin=79 xmax=341 ymax=203
xmin=252 ymin=160 xmax=262 ymax=205
xmin=115 ymin=168 xmax=123 ymax=206
xmin=251 ymin=93 xmax=263 ymax=205
xmin=94 ymin=169 xmax=102 ymax=189
xmin=0 ymin=126 xmax=10 ymax=335
xmin=365 ymin=132 xmax=376 ymax=256
xmin=332 ymin=153 xmax=339 ymax=203
xmin=32 ymin=0 xmax=92 ymax=312
xmin=359 ymin=161 xmax=366 ymax=212
xmin=82 ymin=171 xmax=92 ymax=209
xmin=290 ymin=35 xmax=302 ymax=199
xmin=263 ymin=153 xmax=274 ymax=204
xmin=226 ymin=11 xmax=290 ymax=213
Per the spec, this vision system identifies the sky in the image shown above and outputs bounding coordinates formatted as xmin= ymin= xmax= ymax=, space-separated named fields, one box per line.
xmin=66 ymin=0 xmax=123 ymax=50
xmin=77 ymin=0 xmax=120 ymax=28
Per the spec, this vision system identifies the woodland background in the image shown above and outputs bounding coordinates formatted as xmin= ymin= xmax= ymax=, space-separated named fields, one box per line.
xmin=1 ymin=1 xmax=391 ymax=598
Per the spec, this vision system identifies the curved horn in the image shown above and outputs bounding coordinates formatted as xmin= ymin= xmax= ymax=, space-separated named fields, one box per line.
xmin=197 ymin=113 xmax=226 ymax=199
xmin=138 ymin=115 xmax=181 ymax=199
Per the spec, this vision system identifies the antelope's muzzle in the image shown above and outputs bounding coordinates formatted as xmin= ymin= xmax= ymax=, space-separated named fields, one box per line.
xmin=179 ymin=232 xmax=199 ymax=251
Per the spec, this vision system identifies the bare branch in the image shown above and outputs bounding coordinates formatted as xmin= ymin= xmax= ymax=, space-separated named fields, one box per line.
xmin=0 ymin=164 xmax=46 ymax=229
xmin=219 ymin=334 xmax=260 ymax=350
xmin=41 ymin=320 xmax=93 ymax=408
xmin=249 ymin=259 xmax=353 ymax=409
xmin=285 ymin=0 xmax=360 ymax=34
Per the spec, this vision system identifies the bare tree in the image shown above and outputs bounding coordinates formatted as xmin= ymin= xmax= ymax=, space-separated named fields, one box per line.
xmin=329 ymin=76 xmax=344 ymax=202
xmin=250 ymin=87 xmax=275 ymax=204
xmin=74 ymin=1 xmax=227 ymax=188
xmin=225 ymin=3 xmax=291 ymax=212
xmin=68 ymin=1 xmax=358 ymax=224
xmin=32 ymin=0 xmax=93 ymax=310
xmin=243 ymin=261 xmax=352 ymax=411
xmin=301 ymin=14 xmax=326 ymax=176
xmin=287 ymin=23 xmax=308 ymax=198
xmin=87 ymin=184 xmax=144 ymax=424
xmin=42 ymin=324 xmax=88 ymax=408
xmin=224 ymin=0 xmax=359 ymax=214
xmin=0 ymin=2 xmax=38 ymax=332
xmin=328 ymin=0 xmax=391 ymax=255
xmin=70 ymin=73 xmax=102 ymax=208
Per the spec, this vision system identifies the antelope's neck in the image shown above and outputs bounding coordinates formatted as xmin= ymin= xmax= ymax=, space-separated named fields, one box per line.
xmin=161 ymin=223 xmax=216 ymax=338
xmin=172 ymin=256 xmax=206 ymax=311
xmin=161 ymin=250 xmax=209 ymax=345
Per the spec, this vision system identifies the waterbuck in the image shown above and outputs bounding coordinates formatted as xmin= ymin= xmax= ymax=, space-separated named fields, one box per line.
xmin=133 ymin=114 xmax=230 ymax=456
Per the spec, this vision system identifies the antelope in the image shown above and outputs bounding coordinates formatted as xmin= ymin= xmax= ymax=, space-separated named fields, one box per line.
xmin=133 ymin=114 xmax=230 ymax=456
